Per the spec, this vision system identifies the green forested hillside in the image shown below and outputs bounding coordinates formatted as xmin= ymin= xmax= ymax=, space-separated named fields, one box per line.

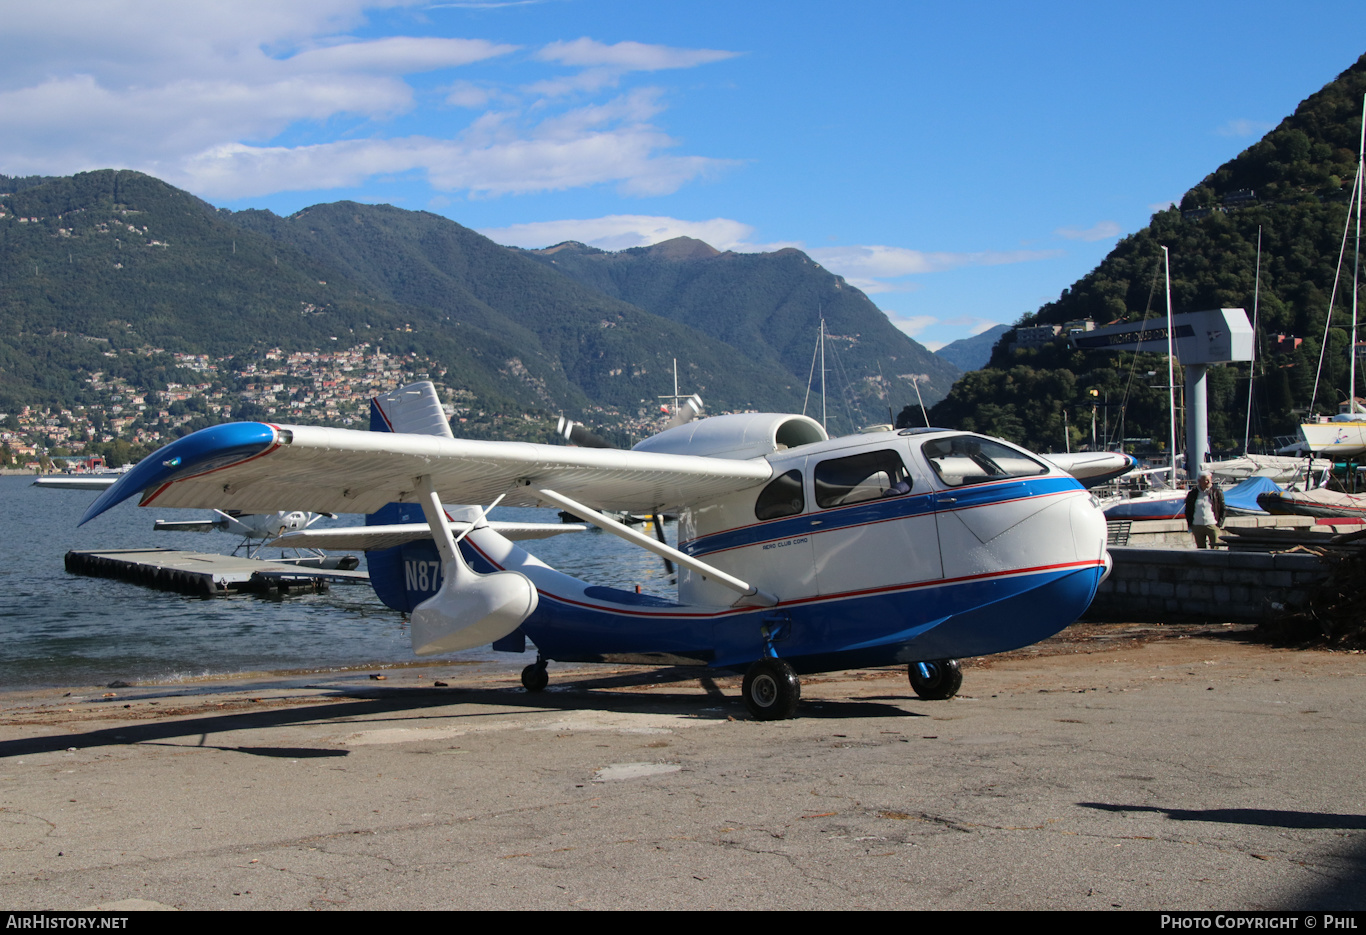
xmin=0 ymin=171 xmax=871 ymax=438
xmin=227 ymin=205 xmax=807 ymax=416
xmin=520 ymin=237 xmax=961 ymax=434
xmin=924 ymin=53 xmax=1366 ymax=454
xmin=0 ymin=171 xmax=468 ymax=410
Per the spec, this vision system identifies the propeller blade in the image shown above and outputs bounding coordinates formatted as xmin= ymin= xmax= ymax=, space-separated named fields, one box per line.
xmin=663 ymin=395 xmax=703 ymax=431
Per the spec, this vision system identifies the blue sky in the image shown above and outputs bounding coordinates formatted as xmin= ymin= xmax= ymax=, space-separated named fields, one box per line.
xmin=4 ymin=1 xmax=1366 ymax=350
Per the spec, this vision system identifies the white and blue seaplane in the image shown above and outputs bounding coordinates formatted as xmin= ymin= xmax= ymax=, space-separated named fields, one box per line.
xmin=80 ymin=383 xmax=1112 ymax=720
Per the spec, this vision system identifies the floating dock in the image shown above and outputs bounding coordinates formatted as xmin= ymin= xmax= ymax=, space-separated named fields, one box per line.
xmin=65 ymin=549 xmax=369 ymax=597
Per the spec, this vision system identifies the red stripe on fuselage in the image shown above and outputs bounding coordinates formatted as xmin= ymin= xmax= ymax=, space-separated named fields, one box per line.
xmin=463 ymin=534 xmax=1101 ymax=620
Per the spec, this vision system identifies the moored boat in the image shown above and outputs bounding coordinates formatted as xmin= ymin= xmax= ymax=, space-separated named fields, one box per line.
xmin=1256 ymin=486 xmax=1366 ymax=521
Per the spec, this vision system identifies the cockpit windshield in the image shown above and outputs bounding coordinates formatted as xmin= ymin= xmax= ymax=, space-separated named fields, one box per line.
xmin=921 ymin=435 xmax=1049 ymax=488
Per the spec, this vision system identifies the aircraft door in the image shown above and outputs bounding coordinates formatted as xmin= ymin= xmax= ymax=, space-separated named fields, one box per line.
xmin=745 ymin=468 xmax=817 ymax=600
xmin=809 ymin=446 xmax=942 ymax=597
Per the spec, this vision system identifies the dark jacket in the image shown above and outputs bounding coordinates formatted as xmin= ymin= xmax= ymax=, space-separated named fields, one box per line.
xmin=1184 ymin=485 xmax=1226 ymax=526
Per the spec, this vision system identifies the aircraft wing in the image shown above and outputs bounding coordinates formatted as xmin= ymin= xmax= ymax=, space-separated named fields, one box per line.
xmin=273 ymin=521 xmax=591 ymax=550
xmin=1041 ymin=451 xmax=1138 ymax=487
xmin=81 ymin=422 xmax=774 ymax=525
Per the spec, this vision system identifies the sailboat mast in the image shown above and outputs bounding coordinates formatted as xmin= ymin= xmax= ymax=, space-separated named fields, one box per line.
xmin=820 ymin=317 xmax=828 ymax=432
xmin=1354 ymin=94 xmax=1364 ymax=415
xmin=1163 ymin=246 xmax=1178 ymax=480
xmin=1244 ymin=227 xmax=1261 ymax=454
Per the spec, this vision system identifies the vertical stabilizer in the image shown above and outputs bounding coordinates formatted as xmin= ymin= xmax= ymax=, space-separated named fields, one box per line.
xmin=366 ymin=382 xmax=455 ymax=612
xmin=370 ymin=382 xmax=455 ymax=438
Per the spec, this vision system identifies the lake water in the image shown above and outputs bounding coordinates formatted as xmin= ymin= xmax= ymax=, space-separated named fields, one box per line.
xmin=0 ymin=475 xmax=674 ymax=691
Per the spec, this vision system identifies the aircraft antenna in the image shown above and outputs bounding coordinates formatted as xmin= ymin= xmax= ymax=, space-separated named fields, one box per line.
xmin=912 ymin=374 xmax=929 ymax=427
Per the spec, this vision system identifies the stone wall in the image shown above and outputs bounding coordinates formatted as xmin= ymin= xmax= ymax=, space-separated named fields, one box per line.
xmin=1086 ymin=547 xmax=1328 ymax=623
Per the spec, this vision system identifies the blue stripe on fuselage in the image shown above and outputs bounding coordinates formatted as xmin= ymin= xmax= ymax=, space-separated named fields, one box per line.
xmin=681 ymin=475 xmax=1081 ymax=558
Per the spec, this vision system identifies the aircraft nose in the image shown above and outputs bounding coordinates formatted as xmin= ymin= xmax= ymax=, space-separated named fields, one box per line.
xmin=1071 ymin=491 xmax=1109 ymax=563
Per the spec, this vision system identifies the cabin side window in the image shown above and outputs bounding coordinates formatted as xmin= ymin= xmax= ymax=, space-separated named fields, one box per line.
xmin=921 ymin=435 xmax=1049 ymax=488
xmin=755 ymin=469 xmax=806 ymax=520
xmin=813 ymin=450 xmax=911 ymax=509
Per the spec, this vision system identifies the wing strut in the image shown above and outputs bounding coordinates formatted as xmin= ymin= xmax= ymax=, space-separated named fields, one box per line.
xmin=529 ymin=486 xmax=777 ymax=608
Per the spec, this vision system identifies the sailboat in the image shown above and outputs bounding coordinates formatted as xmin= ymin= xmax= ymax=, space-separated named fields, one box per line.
xmin=1300 ymin=95 xmax=1366 ymax=457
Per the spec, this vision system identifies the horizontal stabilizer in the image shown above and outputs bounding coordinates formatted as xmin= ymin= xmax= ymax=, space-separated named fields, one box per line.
xmin=153 ymin=519 xmax=229 ymax=533
xmin=33 ymin=475 xmax=119 ymax=491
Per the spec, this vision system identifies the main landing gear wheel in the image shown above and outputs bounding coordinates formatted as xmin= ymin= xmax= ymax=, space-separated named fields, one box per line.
xmin=521 ymin=661 xmax=549 ymax=693
xmin=742 ymin=659 xmax=801 ymax=720
xmin=908 ymin=659 xmax=962 ymax=700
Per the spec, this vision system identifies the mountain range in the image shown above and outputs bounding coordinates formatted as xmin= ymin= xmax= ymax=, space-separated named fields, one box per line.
xmin=0 ymin=171 xmax=957 ymax=439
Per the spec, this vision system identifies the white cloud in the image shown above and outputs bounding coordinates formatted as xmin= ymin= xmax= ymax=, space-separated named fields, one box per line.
xmin=482 ymin=214 xmax=1062 ymax=294
xmin=526 ymin=39 xmax=740 ymax=98
xmin=480 ymin=215 xmax=762 ymax=251
xmin=536 ymin=38 xmax=739 ymax=71
xmin=807 ymin=244 xmax=1063 ymax=293
xmin=1054 ymin=220 xmax=1121 ymax=242
xmin=175 ymin=108 xmax=737 ymax=201
xmin=0 ymin=73 xmax=414 ymax=176
xmin=885 ymin=314 xmax=938 ymax=339
xmin=0 ymin=2 xmax=397 ymax=87
xmin=0 ymin=8 xmax=739 ymax=204
xmin=428 ymin=1 xmax=554 ymax=8
xmin=445 ymin=81 xmax=496 ymax=109
xmin=286 ymin=37 xmax=518 ymax=73
xmin=524 ymin=68 xmax=627 ymax=98
xmin=1217 ymin=118 xmax=1274 ymax=138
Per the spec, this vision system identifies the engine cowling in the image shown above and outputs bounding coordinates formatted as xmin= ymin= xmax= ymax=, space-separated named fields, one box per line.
xmin=631 ymin=413 xmax=827 ymax=461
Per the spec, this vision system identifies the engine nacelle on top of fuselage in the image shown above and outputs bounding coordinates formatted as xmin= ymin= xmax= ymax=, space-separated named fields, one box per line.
xmin=632 ymin=412 xmax=828 ymax=461
xmin=672 ymin=427 xmax=1108 ymax=615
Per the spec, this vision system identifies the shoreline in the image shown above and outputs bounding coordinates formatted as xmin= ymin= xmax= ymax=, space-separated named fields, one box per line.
xmin=0 ymin=620 xmax=1266 ymax=709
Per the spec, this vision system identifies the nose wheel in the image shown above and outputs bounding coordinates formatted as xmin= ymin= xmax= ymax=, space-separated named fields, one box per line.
xmin=521 ymin=659 xmax=549 ymax=693
xmin=742 ymin=659 xmax=801 ymax=720
xmin=908 ymin=659 xmax=961 ymax=700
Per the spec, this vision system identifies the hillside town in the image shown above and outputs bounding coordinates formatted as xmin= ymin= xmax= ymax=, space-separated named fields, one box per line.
xmin=0 ymin=341 xmax=692 ymax=472
xmin=1 ymin=343 xmax=464 ymax=471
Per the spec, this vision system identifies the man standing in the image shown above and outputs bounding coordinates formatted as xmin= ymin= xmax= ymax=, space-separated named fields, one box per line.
xmin=1184 ymin=471 xmax=1225 ymax=549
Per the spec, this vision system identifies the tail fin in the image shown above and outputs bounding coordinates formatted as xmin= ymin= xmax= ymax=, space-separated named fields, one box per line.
xmin=370 ymin=382 xmax=454 ymax=438
xmin=366 ymin=382 xmax=454 ymax=613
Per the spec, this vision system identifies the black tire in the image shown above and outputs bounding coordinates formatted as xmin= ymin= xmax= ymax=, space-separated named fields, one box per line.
xmin=908 ymin=659 xmax=962 ymax=700
xmin=742 ymin=659 xmax=801 ymax=720
xmin=521 ymin=662 xmax=549 ymax=693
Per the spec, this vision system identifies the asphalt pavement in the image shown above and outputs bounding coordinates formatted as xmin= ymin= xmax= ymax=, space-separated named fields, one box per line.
xmin=0 ymin=625 xmax=1361 ymax=910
